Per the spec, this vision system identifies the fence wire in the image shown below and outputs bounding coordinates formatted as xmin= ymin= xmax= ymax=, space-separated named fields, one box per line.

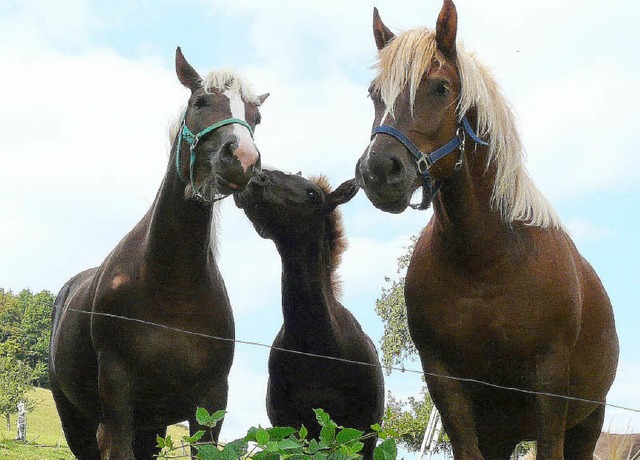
xmin=54 ymin=305 xmax=640 ymax=415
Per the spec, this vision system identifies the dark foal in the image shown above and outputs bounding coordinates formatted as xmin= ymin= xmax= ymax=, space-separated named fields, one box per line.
xmin=355 ymin=2 xmax=618 ymax=459
xmin=49 ymin=48 xmax=268 ymax=460
xmin=235 ymin=170 xmax=385 ymax=459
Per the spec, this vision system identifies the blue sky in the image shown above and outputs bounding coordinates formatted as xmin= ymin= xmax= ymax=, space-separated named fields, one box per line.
xmin=1 ymin=0 xmax=639 ymax=451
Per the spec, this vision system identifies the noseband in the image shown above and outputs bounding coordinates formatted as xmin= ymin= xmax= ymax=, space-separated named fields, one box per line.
xmin=175 ymin=113 xmax=254 ymax=198
xmin=371 ymin=115 xmax=489 ymax=210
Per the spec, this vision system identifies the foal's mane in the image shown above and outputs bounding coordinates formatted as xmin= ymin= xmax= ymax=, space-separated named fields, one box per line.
xmin=310 ymin=175 xmax=347 ymax=298
xmin=373 ymin=28 xmax=561 ymax=228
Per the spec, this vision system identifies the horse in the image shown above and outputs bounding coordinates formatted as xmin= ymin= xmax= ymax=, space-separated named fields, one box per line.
xmin=234 ymin=170 xmax=385 ymax=459
xmin=48 ymin=47 xmax=268 ymax=460
xmin=355 ymin=2 xmax=619 ymax=458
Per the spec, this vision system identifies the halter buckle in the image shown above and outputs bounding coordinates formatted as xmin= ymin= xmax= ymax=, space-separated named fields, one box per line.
xmin=417 ymin=156 xmax=431 ymax=174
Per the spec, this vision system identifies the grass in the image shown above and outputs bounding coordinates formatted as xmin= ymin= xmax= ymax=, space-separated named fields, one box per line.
xmin=0 ymin=387 xmax=190 ymax=459
xmin=595 ymin=432 xmax=640 ymax=460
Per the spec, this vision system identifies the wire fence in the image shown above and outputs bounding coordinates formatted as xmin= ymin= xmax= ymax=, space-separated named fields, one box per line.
xmin=53 ymin=305 xmax=640 ymax=415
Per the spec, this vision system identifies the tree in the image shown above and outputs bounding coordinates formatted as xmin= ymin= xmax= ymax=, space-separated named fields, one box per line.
xmin=0 ymin=352 xmax=34 ymax=431
xmin=16 ymin=290 xmax=54 ymax=387
xmin=374 ymin=235 xmax=449 ymax=453
xmin=0 ymin=289 xmax=55 ymax=388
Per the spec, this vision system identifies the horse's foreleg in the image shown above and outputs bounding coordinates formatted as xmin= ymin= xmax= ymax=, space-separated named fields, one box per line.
xmin=421 ymin=353 xmax=485 ymax=460
xmin=97 ymin=351 xmax=136 ymax=460
xmin=533 ymin=347 xmax=570 ymax=459
xmin=563 ymin=404 xmax=605 ymax=460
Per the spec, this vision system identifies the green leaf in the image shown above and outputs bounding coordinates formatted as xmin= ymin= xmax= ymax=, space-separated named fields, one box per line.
xmin=195 ymin=407 xmax=226 ymax=428
xmin=255 ymin=427 xmax=270 ymax=446
xmin=184 ymin=430 xmax=206 ymax=443
xmin=244 ymin=426 xmax=259 ymax=442
xmin=319 ymin=425 xmax=335 ymax=447
xmin=299 ymin=424 xmax=308 ymax=440
xmin=277 ymin=438 xmax=304 ymax=451
xmin=312 ymin=452 xmax=328 ymax=460
xmin=336 ymin=428 xmax=363 ymax=444
xmin=211 ymin=409 xmax=226 ymax=423
xmin=313 ymin=408 xmax=337 ymax=428
xmin=373 ymin=438 xmax=397 ymax=460
xmin=265 ymin=440 xmax=279 ymax=452
xmin=223 ymin=438 xmax=249 ymax=457
xmin=196 ymin=444 xmax=221 ymax=460
xmin=267 ymin=426 xmax=297 ymax=440
xmin=347 ymin=441 xmax=364 ymax=455
xmin=308 ymin=439 xmax=321 ymax=453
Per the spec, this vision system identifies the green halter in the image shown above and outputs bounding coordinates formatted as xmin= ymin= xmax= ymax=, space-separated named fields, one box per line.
xmin=175 ymin=113 xmax=254 ymax=194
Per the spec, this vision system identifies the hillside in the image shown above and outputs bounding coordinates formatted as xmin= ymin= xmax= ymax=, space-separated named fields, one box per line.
xmin=0 ymin=387 xmax=189 ymax=459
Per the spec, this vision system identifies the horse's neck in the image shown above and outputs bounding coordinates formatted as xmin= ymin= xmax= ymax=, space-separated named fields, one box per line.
xmin=144 ymin=161 xmax=215 ymax=285
xmin=431 ymin=145 xmax=519 ymax=265
xmin=276 ymin=238 xmax=336 ymax=332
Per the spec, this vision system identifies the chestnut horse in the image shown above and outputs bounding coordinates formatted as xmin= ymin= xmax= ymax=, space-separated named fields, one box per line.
xmin=48 ymin=48 xmax=268 ymax=460
xmin=355 ymin=2 xmax=618 ymax=459
xmin=234 ymin=170 xmax=385 ymax=459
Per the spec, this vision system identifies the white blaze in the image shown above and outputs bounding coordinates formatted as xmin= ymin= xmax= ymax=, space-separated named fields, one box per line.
xmin=223 ymin=89 xmax=258 ymax=172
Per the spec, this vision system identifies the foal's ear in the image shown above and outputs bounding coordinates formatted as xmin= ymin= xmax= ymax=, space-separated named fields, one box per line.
xmin=373 ymin=7 xmax=395 ymax=51
xmin=436 ymin=0 xmax=458 ymax=58
xmin=175 ymin=47 xmax=202 ymax=93
xmin=325 ymin=179 xmax=360 ymax=213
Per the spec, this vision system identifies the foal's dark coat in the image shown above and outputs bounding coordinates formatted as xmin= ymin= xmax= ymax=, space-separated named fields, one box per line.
xmin=235 ymin=171 xmax=385 ymax=459
xmin=48 ymin=49 xmax=266 ymax=460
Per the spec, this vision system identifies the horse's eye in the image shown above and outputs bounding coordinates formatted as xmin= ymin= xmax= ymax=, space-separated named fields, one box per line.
xmin=430 ymin=81 xmax=448 ymax=97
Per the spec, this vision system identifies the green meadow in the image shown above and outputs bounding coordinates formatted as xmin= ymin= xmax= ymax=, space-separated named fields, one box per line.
xmin=0 ymin=387 xmax=190 ymax=459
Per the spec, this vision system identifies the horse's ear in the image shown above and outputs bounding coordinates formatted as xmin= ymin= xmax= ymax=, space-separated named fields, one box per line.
xmin=373 ymin=7 xmax=395 ymax=51
xmin=175 ymin=47 xmax=202 ymax=93
xmin=257 ymin=93 xmax=270 ymax=106
xmin=436 ymin=0 xmax=457 ymax=58
xmin=325 ymin=179 xmax=360 ymax=213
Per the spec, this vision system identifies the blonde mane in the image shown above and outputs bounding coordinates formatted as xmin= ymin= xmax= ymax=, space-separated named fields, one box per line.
xmin=373 ymin=28 xmax=561 ymax=228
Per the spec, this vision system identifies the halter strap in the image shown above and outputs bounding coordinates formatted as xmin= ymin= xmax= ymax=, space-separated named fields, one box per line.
xmin=175 ymin=114 xmax=254 ymax=195
xmin=371 ymin=114 xmax=489 ymax=210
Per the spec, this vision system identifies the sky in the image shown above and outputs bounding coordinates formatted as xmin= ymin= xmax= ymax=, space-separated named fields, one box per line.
xmin=1 ymin=0 xmax=639 ymax=453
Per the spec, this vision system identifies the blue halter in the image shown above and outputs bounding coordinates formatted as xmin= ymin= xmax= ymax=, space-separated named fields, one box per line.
xmin=174 ymin=113 xmax=254 ymax=195
xmin=371 ymin=114 xmax=489 ymax=210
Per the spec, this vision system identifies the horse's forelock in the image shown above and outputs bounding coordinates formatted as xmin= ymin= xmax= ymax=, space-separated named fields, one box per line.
xmin=201 ymin=70 xmax=261 ymax=105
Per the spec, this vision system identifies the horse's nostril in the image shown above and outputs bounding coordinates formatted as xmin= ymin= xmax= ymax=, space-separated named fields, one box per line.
xmin=390 ymin=157 xmax=403 ymax=176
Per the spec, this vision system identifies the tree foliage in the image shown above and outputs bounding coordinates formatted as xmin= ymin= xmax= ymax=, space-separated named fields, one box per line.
xmin=373 ymin=236 xmax=451 ymax=454
xmin=0 ymin=353 xmax=35 ymax=430
xmin=0 ymin=288 xmax=54 ymax=388
xmin=374 ymin=237 xmax=418 ymax=373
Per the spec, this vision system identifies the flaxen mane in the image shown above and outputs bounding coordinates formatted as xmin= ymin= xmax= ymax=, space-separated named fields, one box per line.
xmin=372 ymin=28 xmax=561 ymax=228
xmin=311 ymin=175 xmax=347 ymax=298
